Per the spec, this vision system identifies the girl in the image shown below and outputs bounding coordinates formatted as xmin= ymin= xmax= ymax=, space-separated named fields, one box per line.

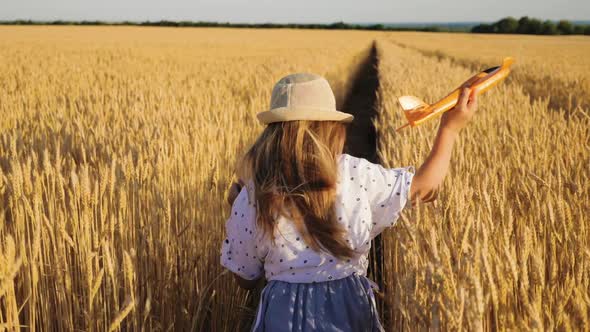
xmin=221 ymin=73 xmax=477 ymax=331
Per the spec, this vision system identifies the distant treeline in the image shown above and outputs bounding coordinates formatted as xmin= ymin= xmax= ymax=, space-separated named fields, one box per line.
xmin=2 ymin=18 xmax=589 ymax=35
xmin=0 ymin=20 xmax=453 ymax=32
xmin=472 ymin=16 xmax=590 ymax=35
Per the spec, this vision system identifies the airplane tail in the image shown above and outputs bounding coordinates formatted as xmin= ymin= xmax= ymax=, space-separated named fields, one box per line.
xmin=396 ymin=96 xmax=430 ymax=131
xmin=502 ymin=57 xmax=515 ymax=68
xmin=397 ymin=95 xmax=429 ymax=112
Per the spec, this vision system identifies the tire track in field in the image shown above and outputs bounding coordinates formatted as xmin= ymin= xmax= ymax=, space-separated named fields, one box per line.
xmin=340 ymin=40 xmax=389 ymax=320
xmin=239 ymin=41 xmax=388 ymax=330
xmin=389 ymin=39 xmax=589 ymax=115
xmin=343 ymin=41 xmax=380 ymax=163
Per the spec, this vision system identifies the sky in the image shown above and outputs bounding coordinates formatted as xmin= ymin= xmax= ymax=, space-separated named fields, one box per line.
xmin=1 ymin=0 xmax=588 ymax=23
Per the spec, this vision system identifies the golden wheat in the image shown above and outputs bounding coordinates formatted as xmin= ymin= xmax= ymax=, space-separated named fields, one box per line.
xmin=0 ymin=26 xmax=588 ymax=331
xmin=375 ymin=36 xmax=589 ymax=330
xmin=385 ymin=31 xmax=590 ymax=112
xmin=0 ymin=26 xmax=377 ymax=331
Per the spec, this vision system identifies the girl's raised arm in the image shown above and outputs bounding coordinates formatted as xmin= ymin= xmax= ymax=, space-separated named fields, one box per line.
xmin=410 ymin=87 xmax=478 ymax=203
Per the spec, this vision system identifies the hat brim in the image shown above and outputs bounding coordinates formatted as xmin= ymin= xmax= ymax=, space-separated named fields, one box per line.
xmin=257 ymin=107 xmax=354 ymax=124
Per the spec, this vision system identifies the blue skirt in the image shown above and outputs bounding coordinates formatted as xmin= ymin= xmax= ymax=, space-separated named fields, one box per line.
xmin=251 ymin=273 xmax=384 ymax=332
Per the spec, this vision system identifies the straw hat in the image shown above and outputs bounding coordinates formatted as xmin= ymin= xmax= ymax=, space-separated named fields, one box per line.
xmin=256 ymin=73 xmax=354 ymax=124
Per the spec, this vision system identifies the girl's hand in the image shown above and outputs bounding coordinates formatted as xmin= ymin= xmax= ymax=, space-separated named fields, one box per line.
xmin=226 ymin=179 xmax=244 ymax=206
xmin=440 ymin=87 xmax=478 ymax=134
xmin=410 ymin=87 xmax=477 ymax=204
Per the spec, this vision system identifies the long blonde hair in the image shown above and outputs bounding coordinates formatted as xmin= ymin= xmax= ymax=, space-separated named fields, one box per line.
xmin=238 ymin=120 xmax=354 ymax=259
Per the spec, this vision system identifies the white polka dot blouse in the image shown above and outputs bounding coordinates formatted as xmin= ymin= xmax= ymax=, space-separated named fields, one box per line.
xmin=220 ymin=153 xmax=414 ymax=283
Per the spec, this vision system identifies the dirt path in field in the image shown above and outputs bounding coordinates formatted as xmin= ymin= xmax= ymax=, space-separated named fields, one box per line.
xmin=241 ymin=42 xmax=387 ymax=330
xmin=342 ymin=41 xmax=380 ymax=163
xmin=340 ymin=41 xmax=388 ymax=317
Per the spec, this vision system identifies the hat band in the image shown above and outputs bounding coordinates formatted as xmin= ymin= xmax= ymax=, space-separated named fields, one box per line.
xmin=257 ymin=106 xmax=354 ymax=124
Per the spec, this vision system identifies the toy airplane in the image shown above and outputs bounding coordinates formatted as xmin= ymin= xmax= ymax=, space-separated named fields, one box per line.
xmin=397 ymin=57 xmax=515 ymax=131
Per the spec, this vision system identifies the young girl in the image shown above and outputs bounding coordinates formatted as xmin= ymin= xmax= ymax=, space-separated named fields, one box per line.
xmin=221 ymin=73 xmax=477 ymax=331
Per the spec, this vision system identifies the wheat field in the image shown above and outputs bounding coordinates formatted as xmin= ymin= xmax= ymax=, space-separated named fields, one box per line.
xmin=375 ymin=34 xmax=589 ymax=330
xmin=0 ymin=26 xmax=588 ymax=331
xmin=386 ymin=32 xmax=590 ymax=112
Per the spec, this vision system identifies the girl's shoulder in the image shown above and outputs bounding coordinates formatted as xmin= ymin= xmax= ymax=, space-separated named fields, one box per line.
xmin=338 ymin=153 xmax=414 ymax=177
xmin=337 ymin=153 xmax=375 ymax=179
xmin=337 ymin=153 xmax=363 ymax=168
xmin=337 ymin=153 xmax=415 ymax=236
xmin=229 ymin=181 xmax=257 ymax=228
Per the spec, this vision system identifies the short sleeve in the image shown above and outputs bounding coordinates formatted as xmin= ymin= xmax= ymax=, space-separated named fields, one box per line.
xmin=220 ymin=184 xmax=264 ymax=280
xmin=361 ymin=161 xmax=414 ymax=237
